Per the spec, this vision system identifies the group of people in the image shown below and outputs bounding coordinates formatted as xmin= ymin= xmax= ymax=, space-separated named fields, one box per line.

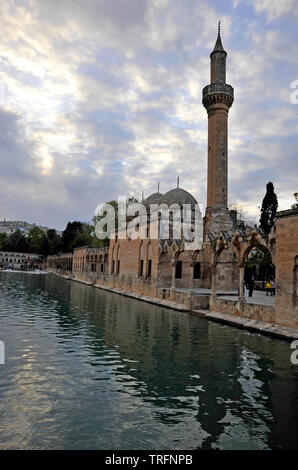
xmin=243 ymin=276 xmax=276 ymax=298
xmin=265 ymin=279 xmax=276 ymax=296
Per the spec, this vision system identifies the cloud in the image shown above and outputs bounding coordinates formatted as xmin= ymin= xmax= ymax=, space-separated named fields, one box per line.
xmin=0 ymin=0 xmax=296 ymax=229
xmin=251 ymin=0 xmax=298 ymax=21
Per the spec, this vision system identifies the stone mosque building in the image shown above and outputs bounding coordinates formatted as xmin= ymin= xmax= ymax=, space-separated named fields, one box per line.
xmin=47 ymin=26 xmax=298 ymax=335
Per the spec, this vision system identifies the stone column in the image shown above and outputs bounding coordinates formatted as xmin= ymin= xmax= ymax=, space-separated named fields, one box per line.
xmin=189 ymin=263 xmax=194 ymax=289
xmin=171 ymin=258 xmax=176 ymax=289
xmin=236 ymin=265 xmax=246 ymax=315
xmin=211 ymin=263 xmax=216 ymax=295
xmin=239 ymin=265 xmax=245 ymax=300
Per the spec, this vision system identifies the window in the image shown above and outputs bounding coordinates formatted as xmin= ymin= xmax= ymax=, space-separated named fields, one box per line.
xmin=101 ymin=263 xmax=104 ymax=273
xmin=147 ymin=259 xmax=152 ymax=279
xmin=193 ymin=262 xmax=201 ymax=279
xmin=139 ymin=259 xmax=144 ymax=277
xmin=175 ymin=261 xmax=182 ymax=279
xmin=117 ymin=260 xmax=120 ymax=275
xmin=112 ymin=260 xmax=115 ymax=274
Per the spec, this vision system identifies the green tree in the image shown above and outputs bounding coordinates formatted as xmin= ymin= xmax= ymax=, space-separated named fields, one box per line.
xmin=4 ymin=230 xmax=30 ymax=252
xmin=41 ymin=229 xmax=63 ymax=256
xmin=27 ymin=227 xmax=46 ymax=253
xmin=259 ymin=182 xmax=278 ymax=235
xmin=0 ymin=233 xmax=9 ymax=250
xmin=61 ymin=221 xmax=93 ymax=252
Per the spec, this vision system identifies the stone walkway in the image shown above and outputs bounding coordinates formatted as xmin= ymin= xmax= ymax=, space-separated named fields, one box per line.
xmin=168 ymin=287 xmax=275 ymax=306
xmin=221 ymin=290 xmax=275 ymax=307
xmin=171 ymin=287 xmax=238 ymax=296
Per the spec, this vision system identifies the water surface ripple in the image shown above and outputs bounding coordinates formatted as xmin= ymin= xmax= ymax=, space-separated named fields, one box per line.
xmin=0 ymin=273 xmax=297 ymax=450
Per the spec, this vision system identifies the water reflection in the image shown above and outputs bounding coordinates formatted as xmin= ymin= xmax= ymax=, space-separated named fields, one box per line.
xmin=0 ymin=272 xmax=297 ymax=449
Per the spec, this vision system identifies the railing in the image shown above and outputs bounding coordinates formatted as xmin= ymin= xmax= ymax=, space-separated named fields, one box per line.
xmin=202 ymin=83 xmax=234 ymax=98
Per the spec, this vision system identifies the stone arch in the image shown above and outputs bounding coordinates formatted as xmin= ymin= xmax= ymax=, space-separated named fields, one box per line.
xmin=190 ymin=249 xmax=202 ymax=287
xmin=173 ymin=249 xmax=192 ymax=288
xmin=239 ymin=230 xmax=268 ymax=267
xmin=157 ymin=248 xmax=173 ymax=288
xmin=235 ymin=230 xmax=275 ymax=299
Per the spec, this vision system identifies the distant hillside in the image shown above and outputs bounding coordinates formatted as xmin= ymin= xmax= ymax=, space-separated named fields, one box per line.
xmin=0 ymin=220 xmax=58 ymax=235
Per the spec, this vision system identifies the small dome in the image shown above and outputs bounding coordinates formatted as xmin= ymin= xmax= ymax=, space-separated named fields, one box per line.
xmin=143 ymin=192 xmax=164 ymax=205
xmin=159 ymin=188 xmax=198 ymax=206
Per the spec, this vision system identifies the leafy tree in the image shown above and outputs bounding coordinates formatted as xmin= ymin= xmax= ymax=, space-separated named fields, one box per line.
xmin=0 ymin=233 xmax=9 ymax=250
xmin=259 ymin=182 xmax=278 ymax=235
xmin=71 ymin=232 xmax=93 ymax=250
xmin=4 ymin=230 xmax=30 ymax=252
xmin=41 ymin=229 xmax=62 ymax=256
xmin=246 ymin=246 xmax=275 ymax=285
xmin=27 ymin=227 xmax=46 ymax=253
xmin=61 ymin=221 xmax=93 ymax=252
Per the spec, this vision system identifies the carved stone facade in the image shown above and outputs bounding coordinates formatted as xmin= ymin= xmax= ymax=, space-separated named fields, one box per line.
xmin=275 ymin=209 xmax=298 ymax=328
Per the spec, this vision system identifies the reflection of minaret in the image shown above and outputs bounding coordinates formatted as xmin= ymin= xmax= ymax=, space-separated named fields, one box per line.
xmin=202 ymin=23 xmax=235 ymax=236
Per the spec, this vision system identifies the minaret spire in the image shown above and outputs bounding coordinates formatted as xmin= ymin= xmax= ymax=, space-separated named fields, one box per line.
xmin=202 ymin=25 xmax=234 ymax=235
xmin=211 ymin=21 xmax=226 ymax=63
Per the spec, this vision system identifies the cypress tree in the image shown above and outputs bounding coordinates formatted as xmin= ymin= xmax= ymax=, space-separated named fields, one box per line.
xmin=259 ymin=182 xmax=278 ymax=235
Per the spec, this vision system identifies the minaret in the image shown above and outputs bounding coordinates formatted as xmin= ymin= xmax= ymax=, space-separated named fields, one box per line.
xmin=202 ymin=22 xmax=235 ymax=236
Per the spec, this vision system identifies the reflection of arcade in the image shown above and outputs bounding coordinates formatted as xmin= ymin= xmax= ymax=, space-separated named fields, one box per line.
xmin=44 ymin=276 xmax=296 ymax=449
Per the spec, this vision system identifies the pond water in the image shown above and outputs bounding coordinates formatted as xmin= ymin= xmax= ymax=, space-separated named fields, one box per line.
xmin=0 ymin=272 xmax=297 ymax=450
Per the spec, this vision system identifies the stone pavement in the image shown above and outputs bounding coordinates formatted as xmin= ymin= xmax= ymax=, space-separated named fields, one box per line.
xmin=221 ymin=290 xmax=275 ymax=306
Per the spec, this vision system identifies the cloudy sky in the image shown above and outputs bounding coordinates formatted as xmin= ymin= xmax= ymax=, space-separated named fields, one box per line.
xmin=0 ymin=0 xmax=297 ymax=230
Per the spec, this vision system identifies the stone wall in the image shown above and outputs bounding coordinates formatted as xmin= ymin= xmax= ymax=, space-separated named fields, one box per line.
xmin=0 ymin=251 xmax=43 ymax=270
xmin=275 ymin=209 xmax=298 ymax=328
xmin=210 ymin=296 xmax=275 ymax=323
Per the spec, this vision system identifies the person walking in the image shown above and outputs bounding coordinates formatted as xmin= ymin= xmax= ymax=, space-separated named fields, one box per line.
xmin=248 ymin=275 xmax=254 ymax=297
xmin=266 ymin=279 xmax=272 ymax=296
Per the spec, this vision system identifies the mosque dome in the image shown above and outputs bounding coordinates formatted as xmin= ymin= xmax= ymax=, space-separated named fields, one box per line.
xmin=143 ymin=192 xmax=164 ymax=205
xmin=159 ymin=187 xmax=198 ymax=206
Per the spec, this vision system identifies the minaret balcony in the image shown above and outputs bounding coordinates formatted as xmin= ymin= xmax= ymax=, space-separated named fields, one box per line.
xmin=202 ymin=83 xmax=234 ymax=109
